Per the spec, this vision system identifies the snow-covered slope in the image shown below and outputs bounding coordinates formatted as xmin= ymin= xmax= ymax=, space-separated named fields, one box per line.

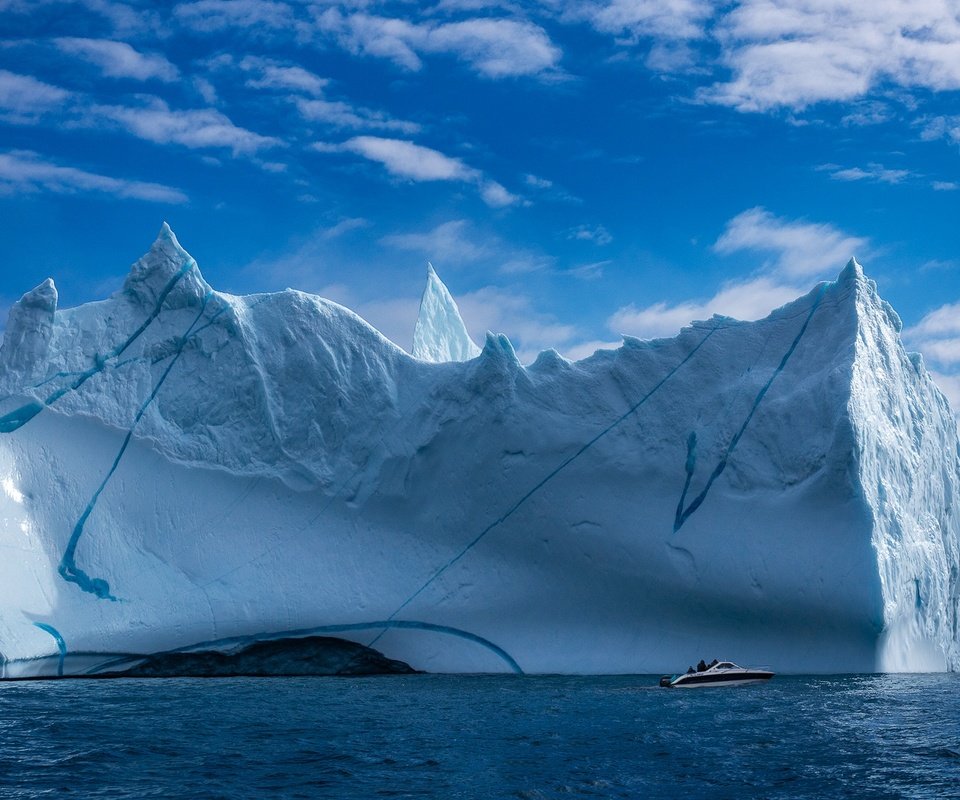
xmin=1 ymin=226 xmax=958 ymax=676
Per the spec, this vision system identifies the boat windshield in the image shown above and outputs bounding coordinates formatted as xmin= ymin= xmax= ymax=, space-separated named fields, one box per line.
xmin=715 ymin=662 xmax=737 ymax=669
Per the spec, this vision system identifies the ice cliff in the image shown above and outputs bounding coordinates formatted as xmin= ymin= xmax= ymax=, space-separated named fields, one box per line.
xmin=1 ymin=225 xmax=958 ymax=677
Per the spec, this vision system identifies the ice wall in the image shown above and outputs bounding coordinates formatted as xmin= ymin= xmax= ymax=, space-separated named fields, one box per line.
xmin=1 ymin=227 xmax=958 ymax=676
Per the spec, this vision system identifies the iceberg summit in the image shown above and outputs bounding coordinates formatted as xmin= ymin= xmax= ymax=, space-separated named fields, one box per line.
xmin=1 ymin=224 xmax=958 ymax=677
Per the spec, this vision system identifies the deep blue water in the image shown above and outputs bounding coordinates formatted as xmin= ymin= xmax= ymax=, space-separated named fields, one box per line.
xmin=1 ymin=674 xmax=959 ymax=799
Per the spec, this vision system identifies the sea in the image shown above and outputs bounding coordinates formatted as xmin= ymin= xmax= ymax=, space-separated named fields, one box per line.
xmin=1 ymin=674 xmax=958 ymax=799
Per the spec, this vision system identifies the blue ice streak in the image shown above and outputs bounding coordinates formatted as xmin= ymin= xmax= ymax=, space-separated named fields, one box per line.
xmin=673 ymin=285 xmax=827 ymax=532
xmin=59 ymin=292 xmax=213 ymax=600
xmin=32 ymin=622 xmax=67 ymax=677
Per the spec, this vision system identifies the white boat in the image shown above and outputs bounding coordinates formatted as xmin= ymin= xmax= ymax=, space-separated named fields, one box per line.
xmin=659 ymin=661 xmax=774 ymax=688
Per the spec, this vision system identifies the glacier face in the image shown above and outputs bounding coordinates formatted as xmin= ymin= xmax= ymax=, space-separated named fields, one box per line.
xmin=1 ymin=226 xmax=958 ymax=676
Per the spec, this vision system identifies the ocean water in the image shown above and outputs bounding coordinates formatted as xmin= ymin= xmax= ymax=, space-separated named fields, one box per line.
xmin=1 ymin=674 xmax=958 ymax=799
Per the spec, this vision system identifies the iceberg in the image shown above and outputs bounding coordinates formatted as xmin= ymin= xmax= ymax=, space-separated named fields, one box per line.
xmin=0 ymin=225 xmax=958 ymax=677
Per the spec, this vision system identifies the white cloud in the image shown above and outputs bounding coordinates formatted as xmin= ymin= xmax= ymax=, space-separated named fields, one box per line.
xmin=566 ymin=259 xmax=608 ymax=279
xmin=456 ymin=285 xmax=579 ymax=361
xmin=380 ymin=219 xmax=550 ymax=273
xmin=335 ymin=136 xmax=479 ymax=181
xmin=606 ymin=206 xmax=867 ymax=341
xmin=2 ymin=0 xmax=162 ymax=36
xmin=314 ymin=136 xmax=519 ymax=206
xmin=701 ymin=1 xmax=960 ymax=111
xmin=0 ymin=150 xmax=187 ymax=203
xmin=87 ymin=98 xmax=281 ymax=155
xmin=319 ymin=217 xmax=370 ymax=239
xmin=920 ymin=115 xmax=960 ymax=146
xmin=240 ymin=57 xmax=327 ymax=96
xmin=928 ymin=370 xmax=960 ymax=413
xmin=381 ymin=219 xmax=490 ymax=264
xmin=425 ymin=18 xmax=562 ymax=78
xmin=713 ymin=206 xmax=868 ymax=277
xmin=906 ymin=302 xmax=960 ymax=341
xmin=53 ymin=38 xmax=179 ymax=82
xmin=561 ymin=0 xmax=713 ymax=42
xmin=568 ymin=223 xmax=612 ymax=245
xmin=608 ymin=275 xmax=804 ymax=339
xmin=932 ymin=181 xmax=959 ymax=191
xmin=173 ymin=0 xmax=297 ymax=32
xmin=314 ymin=9 xmax=561 ymax=78
xmin=819 ymin=162 xmax=911 ymax=185
xmin=296 ymin=98 xmax=420 ymax=133
xmin=480 ymin=180 xmax=520 ymax=207
xmin=524 ymin=173 xmax=553 ymax=188
xmin=905 ymin=305 xmax=960 ymax=413
xmin=561 ymin=338 xmax=621 ymax=360
xmin=0 ymin=70 xmax=71 ymax=123
xmin=211 ymin=54 xmax=420 ymax=133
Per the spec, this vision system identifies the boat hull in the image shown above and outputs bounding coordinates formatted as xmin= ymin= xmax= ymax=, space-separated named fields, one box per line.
xmin=666 ymin=670 xmax=774 ymax=688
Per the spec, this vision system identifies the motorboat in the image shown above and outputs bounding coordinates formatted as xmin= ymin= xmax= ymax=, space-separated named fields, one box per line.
xmin=658 ymin=661 xmax=774 ymax=688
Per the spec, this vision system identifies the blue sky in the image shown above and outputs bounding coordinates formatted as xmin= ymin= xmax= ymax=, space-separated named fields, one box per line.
xmin=1 ymin=0 xmax=959 ymax=399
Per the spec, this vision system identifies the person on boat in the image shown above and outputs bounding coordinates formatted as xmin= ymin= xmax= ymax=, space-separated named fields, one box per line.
xmin=709 ymin=659 xmax=718 ymax=668
xmin=696 ymin=659 xmax=707 ymax=672
xmin=686 ymin=666 xmax=695 ymax=674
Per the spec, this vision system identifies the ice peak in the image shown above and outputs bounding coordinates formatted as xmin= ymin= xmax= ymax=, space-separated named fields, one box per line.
xmin=18 ymin=278 xmax=58 ymax=312
xmin=837 ymin=257 xmax=864 ymax=285
xmin=1 ymin=279 xmax=58 ymax=375
xmin=122 ymin=223 xmax=210 ymax=309
xmin=412 ymin=263 xmax=481 ymax=362
xmin=829 ymin=257 xmax=903 ymax=334
xmin=480 ymin=331 xmax=520 ymax=364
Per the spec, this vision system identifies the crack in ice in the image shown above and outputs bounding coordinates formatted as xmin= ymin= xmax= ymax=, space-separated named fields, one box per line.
xmin=370 ymin=326 xmax=720 ymax=645
xmin=673 ymin=285 xmax=827 ymax=533
xmin=59 ymin=292 xmax=215 ymax=601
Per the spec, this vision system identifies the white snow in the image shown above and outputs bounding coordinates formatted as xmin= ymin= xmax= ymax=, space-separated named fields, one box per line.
xmin=412 ymin=263 xmax=480 ymax=362
xmin=0 ymin=228 xmax=958 ymax=676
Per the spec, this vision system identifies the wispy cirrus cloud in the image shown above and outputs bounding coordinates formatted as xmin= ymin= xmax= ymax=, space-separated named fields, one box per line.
xmin=295 ymin=97 xmax=420 ymax=134
xmin=0 ymin=149 xmax=187 ymax=203
xmin=213 ymin=54 xmax=422 ymax=133
xmin=568 ymin=223 xmax=612 ymax=245
xmin=713 ymin=206 xmax=869 ymax=278
xmin=818 ymin=162 xmax=912 ymax=185
xmin=919 ymin=115 xmax=960 ymax=147
xmin=238 ymin=56 xmax=328 ymax=96
xmin=173 ymin=0 xmax=299 ymax=33
xmin=314 ymin=9 xmax=562 ymax=78
xmin=381 ymin=219 xmax=550 ymax=273
xmin=559 ymin=0 xmax=713 ymax=42
xmin=85 ymin=98 xmax=281 ymax=155
xmin=53 ymin=38 xmax=179 ymax=82
xmin=0 ymin=69 xmax=71 ymax=123
xmin=313 ymin=136 xmax=519 ymax=207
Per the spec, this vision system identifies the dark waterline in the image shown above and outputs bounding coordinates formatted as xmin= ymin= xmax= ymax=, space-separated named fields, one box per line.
xmin=1 ymin=674 xmax=958 ymax=799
